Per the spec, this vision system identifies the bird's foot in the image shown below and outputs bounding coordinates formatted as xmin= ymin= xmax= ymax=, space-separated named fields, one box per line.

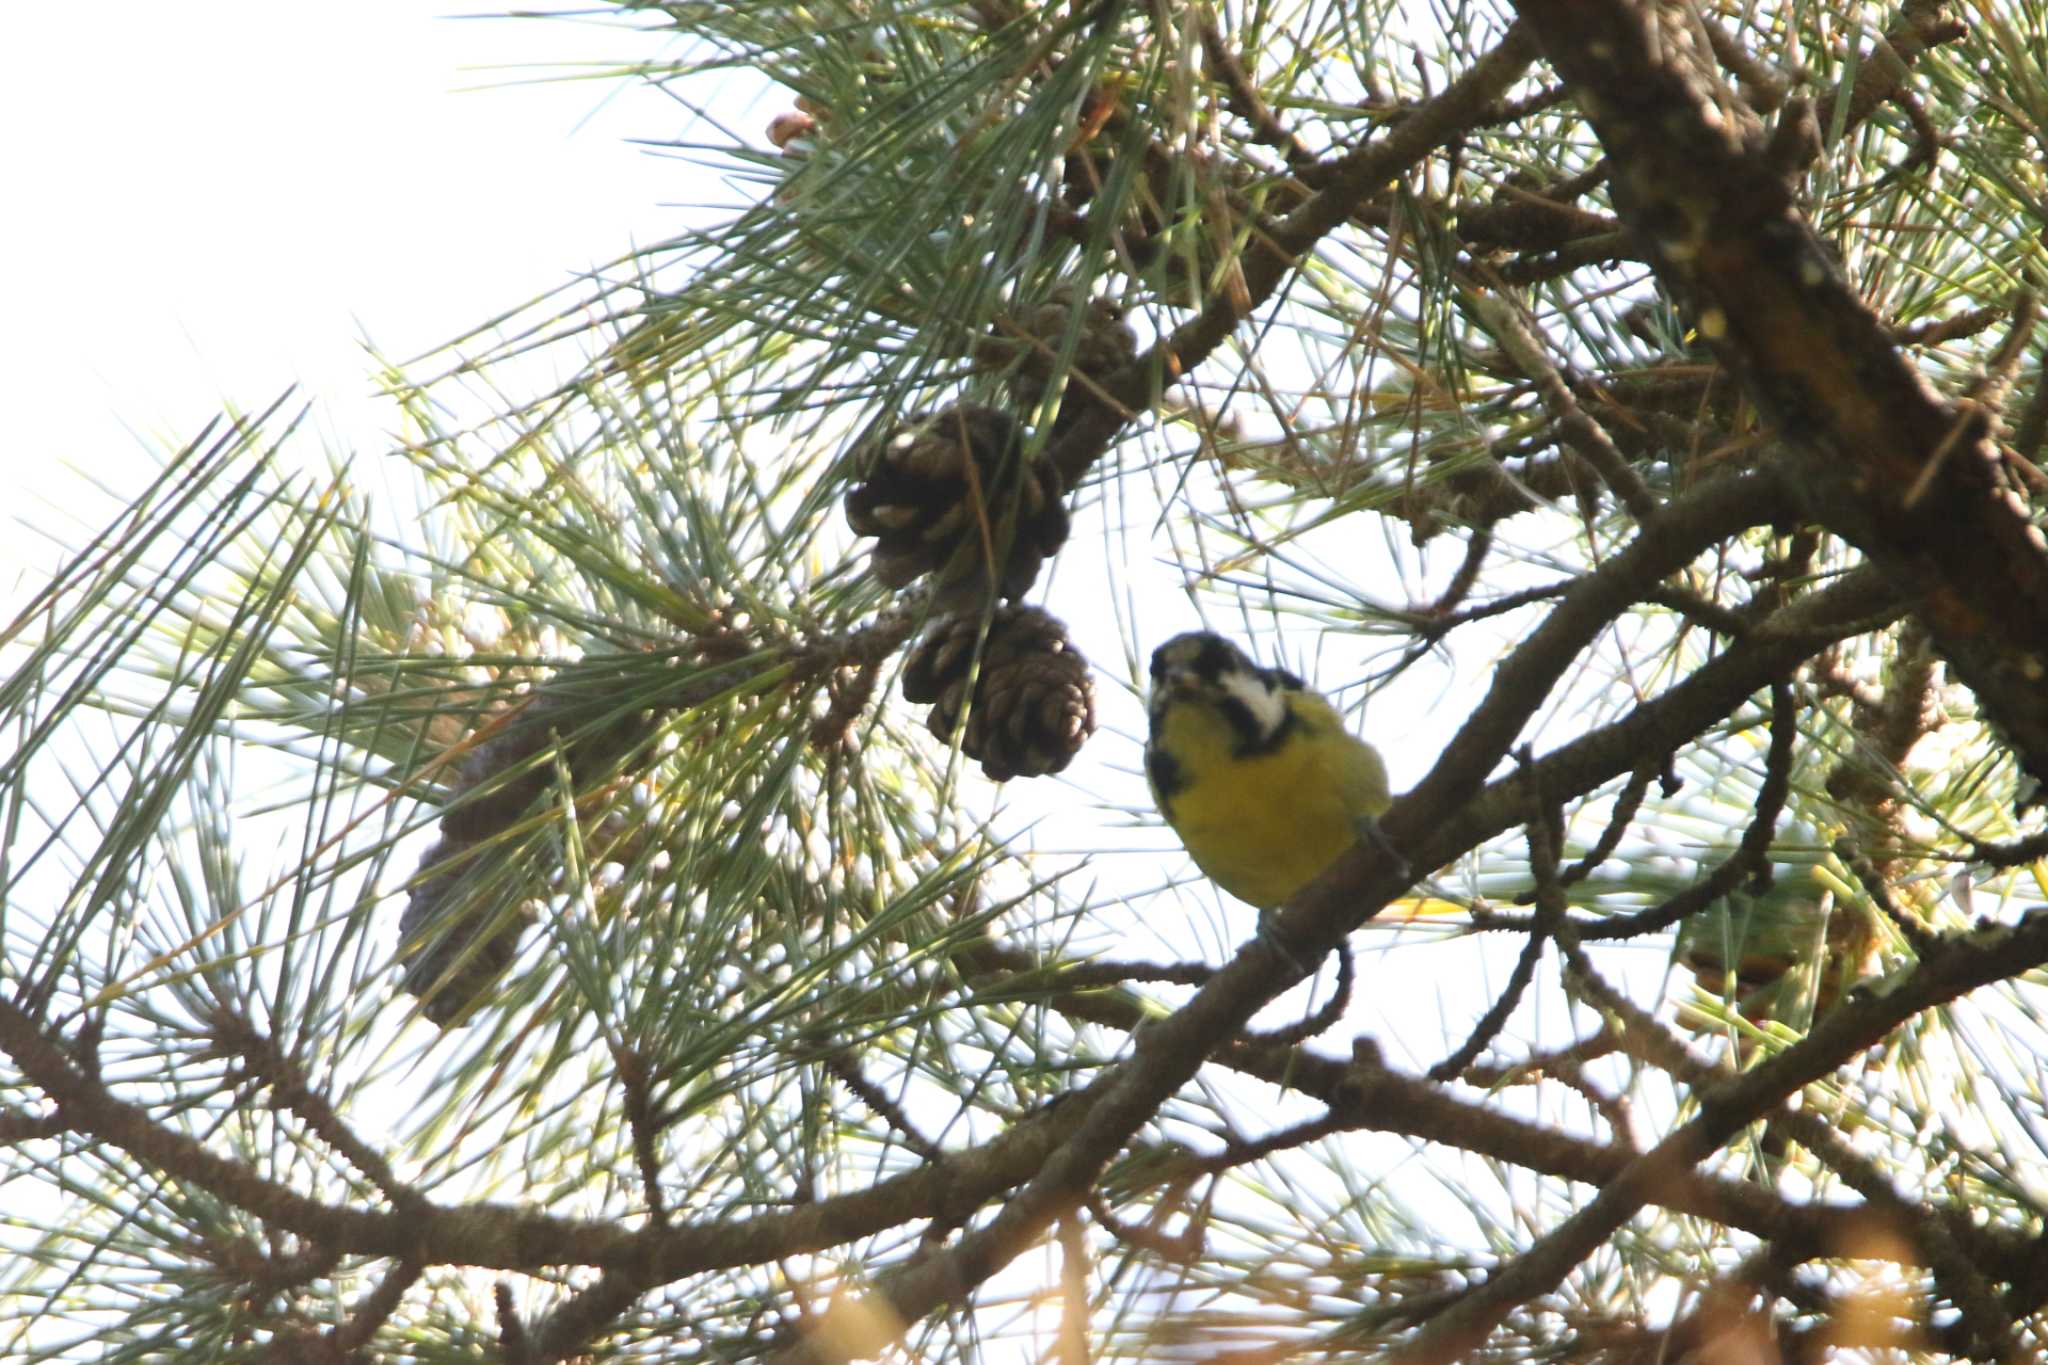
xmin=1254 ymin=918 xmax=1320 ymax=980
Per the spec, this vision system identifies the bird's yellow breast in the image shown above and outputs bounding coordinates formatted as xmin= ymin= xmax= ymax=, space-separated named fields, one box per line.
xmin=1151 ymin=691 xmax=1389 ymax=911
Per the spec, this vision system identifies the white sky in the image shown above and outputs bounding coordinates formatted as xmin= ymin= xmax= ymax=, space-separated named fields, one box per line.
xmin=0 ymin=2 xmax=760 ymax=587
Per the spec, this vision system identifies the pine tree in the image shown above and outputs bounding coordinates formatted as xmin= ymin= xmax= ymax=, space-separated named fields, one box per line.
xmin=7 ymin=1 xmax=2048 ymax=1360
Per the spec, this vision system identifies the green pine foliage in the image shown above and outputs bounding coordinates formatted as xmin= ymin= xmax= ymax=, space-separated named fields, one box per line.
xmin=7 ymin=0 xmax=2048 ymax=1359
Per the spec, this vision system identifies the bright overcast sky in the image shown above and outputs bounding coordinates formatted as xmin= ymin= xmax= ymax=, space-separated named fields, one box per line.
xmin=0 ymin=3 xmax=765 ymax=587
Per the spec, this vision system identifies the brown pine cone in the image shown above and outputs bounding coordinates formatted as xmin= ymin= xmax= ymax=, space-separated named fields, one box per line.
xmin=398 ymin=837 xmax=537 ymax=1027
xmin=977 ymin=285 xmax=1138 ymax=419
xmin=844 ymin=403 xmax=1068 ymax=607
xmin=399 ymin=677 xmax=649 ymax=1025
xmin=903 ymin=606 xmax=1095 ymax=781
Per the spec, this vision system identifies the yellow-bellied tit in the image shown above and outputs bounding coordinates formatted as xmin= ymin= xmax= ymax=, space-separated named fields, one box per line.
xmin=1146 ymin=631 xmax=1392 ymax=913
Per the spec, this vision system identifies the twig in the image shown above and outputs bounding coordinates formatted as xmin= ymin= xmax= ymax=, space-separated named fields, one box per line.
xmin=1196 ymin=13 xmax=1314 ymax=169
xmin=1424 ymin=526 xmax=1492 ymax=618
xmin=1559 ymin=765 xmax=1657 ymax=886
xmin=1467 ymin=291 xmax=1658 ymax=523
xmin=1538 ymin=1053 xmax=1637 ymax=1149
xmin=1085 ymin=1189 xmax=1203 ymax=1264
xmin=1964 ymin=827 xmax=2048 ymax=868
xmin=1970 ymin=292 xmax=2042 ymax=426
xmin=1457 ymin=1027 xmax=1620 ymax=1089
xmin=195 ymin=1231 xmax=342 ymax=1302
xmin=1554 ymin=922 xmax=1719 ymax=1091
xmin=612 ymin=1042 xmax=670 ymax=1226
xmin=1473 ymin=83 xmax=1573 ymax=127
xmin=1641 ymin=583 xmax=1751 ymax=637
xmin=528 ymin=1267 xmax=669 ymax=1363
xmin=1893 ymin=303 xmax=2008 ymax=349
xmin=1822 ymin=0 xmax=1971 ymax=145
xmin=808 ymin=655 xmax=883 ymax=750
xmin=1494 ymin=230 xmax=1639 ymax=285
xmin=1834 ymin=836 xmax=1938 ymax=956
xmin=1429 ymin=755 xmax=1564 ymax=1080
xmin=1700 ymin=13 xmax=1792 ymax=111
xmin=1578 ymin=680 xmax=1797 ymax=942
xmin=1888 ymin=86 xmax=1947 ymax=173
xmin=497 ymin=1281 xmax=534 ymax=1365
xmin=2011 ymin=337 xmax=2048 ymax=465
xmin=1456 ymin=184 xmax=1621 ymax=252
xmin=1242 ymin=941 xmax=1353 ymax=1047
xmin=207 ymin=1009 xmax=423 ymax=1213
xmin=1763 ymin=96 xmax=1823 ymax=181
xmin=1190 ymin=1110 xmax=1349 ymax=1176
xmin=328 ymin=1260 xmax=423 ymax=1356
xmin=1416 ymin=579 xmax=1574 ymax=640
xmin=996 ymin=955 xmax=1217 ymax=990
xmin=820 ymin=1044 xmax=942 ymax=1162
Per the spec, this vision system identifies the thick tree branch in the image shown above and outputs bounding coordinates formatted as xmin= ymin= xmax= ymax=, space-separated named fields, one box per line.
xmin=1511 ymin=0 xmax=2048 ymax=790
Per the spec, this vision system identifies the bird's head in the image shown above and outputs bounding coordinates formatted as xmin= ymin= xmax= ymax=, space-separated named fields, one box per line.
xmin=1148 ymin=631 xmax=1300 ymax=747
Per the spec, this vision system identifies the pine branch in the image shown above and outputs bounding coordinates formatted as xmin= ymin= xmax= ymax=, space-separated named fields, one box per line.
xmin=1516 ymin=0 xmax=2048 ymax=789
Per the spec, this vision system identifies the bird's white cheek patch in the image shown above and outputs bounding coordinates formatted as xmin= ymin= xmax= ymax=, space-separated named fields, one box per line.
xmin=1216 ymin=669 xmax=1286 ymax=743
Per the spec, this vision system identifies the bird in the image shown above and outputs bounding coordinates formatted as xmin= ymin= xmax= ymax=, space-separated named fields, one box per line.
xmin=1145 ymin=631 xmax=1392 ymax=913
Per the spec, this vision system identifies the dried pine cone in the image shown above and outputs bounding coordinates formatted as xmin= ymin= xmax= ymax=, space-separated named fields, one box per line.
xmin=400 ymin=677 xmax=648 ymax=1025
xmin=398 ymin=837 xmax=536 ymax=1028
xmin=977 ymin=286 xmax=1138 ymax=423
xmin=844 ymin=403 xmax=1068 ymax=607
xmin=902 ymin=606 xmax=1095 ymax=781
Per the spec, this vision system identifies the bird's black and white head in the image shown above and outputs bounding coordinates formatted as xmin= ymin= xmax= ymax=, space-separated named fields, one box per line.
xmin=1147 ymin=631 xmax=1302 ymax=754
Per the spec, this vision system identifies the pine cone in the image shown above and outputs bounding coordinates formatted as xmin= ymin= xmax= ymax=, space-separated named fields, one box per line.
xmin=844 ymin=404 xmax=1068 ymax=607
xmin=398 ymin=837 xmax=537 ymax=1027
xmin=977 ymin=286 xmax=1138 ymax=419
xmin=399 ymin=678 xmax=648 ymax=1025
xmin=902 ymin=606 xmax=1095 ymax=780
